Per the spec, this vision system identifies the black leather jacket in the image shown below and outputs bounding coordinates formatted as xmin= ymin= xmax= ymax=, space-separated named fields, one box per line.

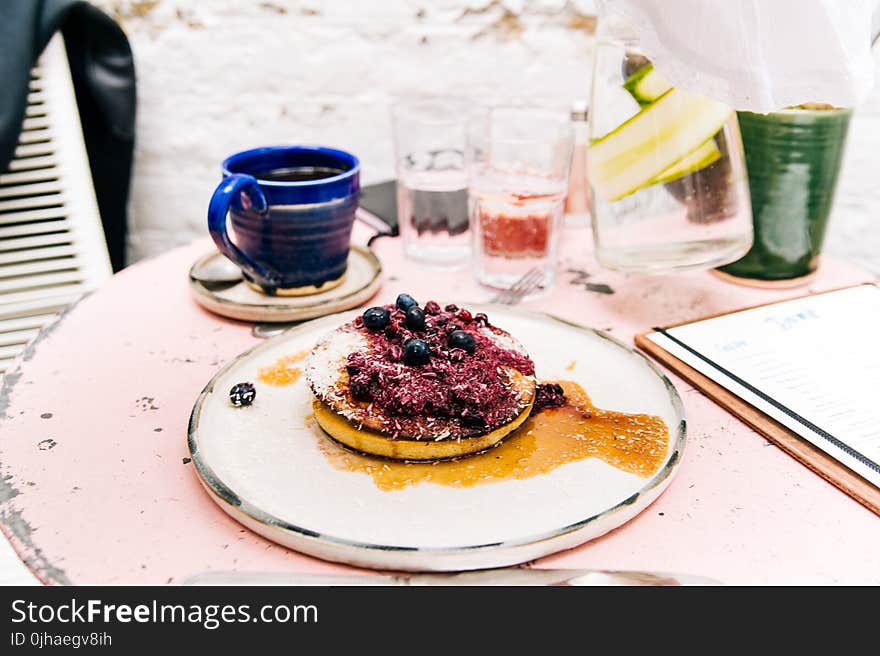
xmin=0 ymin=0 xmax=136 ymax=271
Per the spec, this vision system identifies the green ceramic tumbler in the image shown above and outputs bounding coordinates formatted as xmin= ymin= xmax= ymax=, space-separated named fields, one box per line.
xmin=716 ymin=106 xmax=852 ymax=285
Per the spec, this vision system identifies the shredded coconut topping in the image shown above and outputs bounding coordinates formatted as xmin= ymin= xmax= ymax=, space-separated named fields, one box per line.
xmin=305 ymin=302 xmax=536 ymax=440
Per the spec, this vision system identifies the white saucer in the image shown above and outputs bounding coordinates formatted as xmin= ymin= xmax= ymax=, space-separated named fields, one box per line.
xmin=188 ymin=245 xmax=382 ymax=323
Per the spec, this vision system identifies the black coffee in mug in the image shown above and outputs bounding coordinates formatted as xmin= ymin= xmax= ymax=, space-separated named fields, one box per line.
xmin=207 ymin=145 xmax=360 ymax=295
xmin=252 ymin=166 xmax=347 ymax=182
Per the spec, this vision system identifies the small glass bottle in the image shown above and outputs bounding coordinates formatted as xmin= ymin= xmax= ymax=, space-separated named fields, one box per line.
xmin=564 ymin=98 xmax=591 ymax=228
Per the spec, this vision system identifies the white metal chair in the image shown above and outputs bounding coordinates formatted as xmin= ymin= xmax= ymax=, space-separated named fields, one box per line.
xmin=0 ymin=33 xmax=113 ymax=376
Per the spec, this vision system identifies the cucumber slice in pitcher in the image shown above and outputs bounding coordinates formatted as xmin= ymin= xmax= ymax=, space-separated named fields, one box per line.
xmin=617 ymin=64 xmax=724 ymax=192
xmin=623 ymin=64 xmax=672 ymax=105
xmin=621 ymin=65 xmax=722 ymax=187
xmin=649 ymin=138 xmax=721 ymax=185
xmin=590 ymin=88 xmax=732 ymax=202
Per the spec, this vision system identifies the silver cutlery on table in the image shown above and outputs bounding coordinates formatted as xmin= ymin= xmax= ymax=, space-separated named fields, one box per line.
xmin=489 ymin=267 xmax=544 ymax=305
xmin=182 ymin=568 xmax=720 ymax=586
xmin=189 ymin=253 xmax=243 ymax=291
xmin=251 ymin=321 xmax=302 ymax=339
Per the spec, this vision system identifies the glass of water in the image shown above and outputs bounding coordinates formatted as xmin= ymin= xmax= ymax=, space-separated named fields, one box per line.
xmin=588 ymin=24 xmax=753 ymax=273
xmin=391 ymin=97 xmax=474 ymax=268
xmin=466 ymin=106 xmax=574 ymax=296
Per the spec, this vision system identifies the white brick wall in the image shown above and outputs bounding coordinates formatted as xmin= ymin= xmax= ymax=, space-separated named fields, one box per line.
xmin=825 ymin=46 xmax=880 ymax=276
xmin=99 ymin=0 xmax=877 ymax=275
xmin=95 ymin=0 xmax=596 ymax=261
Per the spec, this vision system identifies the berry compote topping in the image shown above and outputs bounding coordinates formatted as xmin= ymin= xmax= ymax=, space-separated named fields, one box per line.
xmin=345 ymin=299 xmax=535 ymax=430
xmin=533 ymin=382 xmax=567 ymax=414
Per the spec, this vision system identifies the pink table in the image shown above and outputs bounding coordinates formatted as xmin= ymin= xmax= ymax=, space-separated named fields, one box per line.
xmin=1 ymin=222 xmax=878 ymax=585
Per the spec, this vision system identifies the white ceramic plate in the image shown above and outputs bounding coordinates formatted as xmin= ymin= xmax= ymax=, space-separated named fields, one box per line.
xmin=188 ymin=306 xmax=686 ymax=571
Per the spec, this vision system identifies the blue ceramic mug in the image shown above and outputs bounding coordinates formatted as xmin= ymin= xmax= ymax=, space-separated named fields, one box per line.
xmin=207 ymin=145 xmax=360 ymax=295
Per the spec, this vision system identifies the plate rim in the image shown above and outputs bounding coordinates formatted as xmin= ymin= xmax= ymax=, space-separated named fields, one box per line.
xmin=187 ymin=305 xmax=687 ymax=560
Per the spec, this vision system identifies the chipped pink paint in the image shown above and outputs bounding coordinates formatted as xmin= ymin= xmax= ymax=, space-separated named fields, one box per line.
xmin=1 ymin=222 xmax=878 ymax=585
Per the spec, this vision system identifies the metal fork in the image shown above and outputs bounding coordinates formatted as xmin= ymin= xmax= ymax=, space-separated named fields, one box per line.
xmin=489 ymin=268 xmax=544 ymax=305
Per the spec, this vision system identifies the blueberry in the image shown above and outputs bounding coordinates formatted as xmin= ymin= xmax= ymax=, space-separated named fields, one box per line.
xmin=405 ymin=306 xmax=426 ymax=331
xmin=403 ymin=338 xmax=431 ymax=366
xmin=362 ymin=306 xmax=390 ymax=330
xmin=396 ymin=293 xmax=418 ymax=311
xmin=448 ymin=330 xmax=476 ymax=354
xmin=229 ymin=382 xmax=256 ymax=407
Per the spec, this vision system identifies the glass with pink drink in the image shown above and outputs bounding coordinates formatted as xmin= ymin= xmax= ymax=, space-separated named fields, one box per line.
xmin=466 ymin=107 xmax=574 ymax=297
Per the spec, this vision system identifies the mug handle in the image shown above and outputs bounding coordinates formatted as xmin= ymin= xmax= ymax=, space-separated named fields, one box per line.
xmin=207 ymin=173 xmax=273 ymax=283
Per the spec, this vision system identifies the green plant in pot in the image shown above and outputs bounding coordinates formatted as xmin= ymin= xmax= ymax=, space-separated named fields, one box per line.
xmin=716 ymin=103 xmax=852 ymax=285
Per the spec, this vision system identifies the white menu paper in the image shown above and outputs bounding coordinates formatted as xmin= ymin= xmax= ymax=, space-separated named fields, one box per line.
xmin=646 ymin=284 xmax=880 ymax=488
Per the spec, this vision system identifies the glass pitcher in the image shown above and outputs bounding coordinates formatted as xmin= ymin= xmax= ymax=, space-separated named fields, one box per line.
xmin=588 ymin=18 xmax=754 ymax=273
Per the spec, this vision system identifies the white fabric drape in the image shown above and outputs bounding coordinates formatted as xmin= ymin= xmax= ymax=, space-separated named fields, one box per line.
xmin=597 ymin=0 xmax=878 ymax=112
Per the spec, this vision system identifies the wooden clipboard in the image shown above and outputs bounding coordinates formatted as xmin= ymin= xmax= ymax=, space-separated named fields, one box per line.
xmin=634 ymin=285 xmax=880 ymax=518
